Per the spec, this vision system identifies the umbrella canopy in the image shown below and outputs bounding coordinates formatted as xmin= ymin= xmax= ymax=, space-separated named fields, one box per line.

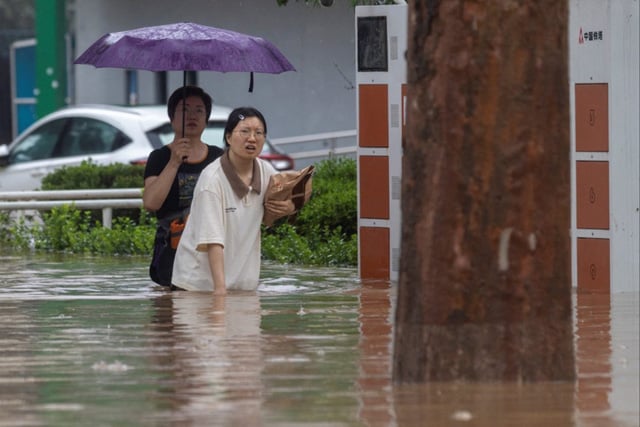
xmin=74 ymin=22 xmax=296 ymax=135
xmin=74 ymin=22 xmax=295 ymax=74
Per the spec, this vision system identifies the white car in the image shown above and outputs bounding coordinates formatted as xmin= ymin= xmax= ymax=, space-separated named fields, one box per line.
xmin=0 ymin=104 xmax=294 ymax=191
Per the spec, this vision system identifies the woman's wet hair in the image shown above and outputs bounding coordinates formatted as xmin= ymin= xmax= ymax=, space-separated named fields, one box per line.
xmin=223 ymin=107 xmax=267 ymax=147
xmin=167 ymin=85 xmax=213 ymax=121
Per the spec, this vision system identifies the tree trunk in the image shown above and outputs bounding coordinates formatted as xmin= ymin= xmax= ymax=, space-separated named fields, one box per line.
xmin=393 ymin=1 xmax=574 ymax=382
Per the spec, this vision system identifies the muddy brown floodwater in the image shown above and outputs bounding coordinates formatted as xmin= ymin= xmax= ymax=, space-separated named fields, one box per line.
xmin=0 ymin=252 xmax=637 ymax=426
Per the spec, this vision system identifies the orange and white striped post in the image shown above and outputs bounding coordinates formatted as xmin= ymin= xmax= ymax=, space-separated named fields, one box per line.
xmin=356 ymin=4 xmax=407 ymax=282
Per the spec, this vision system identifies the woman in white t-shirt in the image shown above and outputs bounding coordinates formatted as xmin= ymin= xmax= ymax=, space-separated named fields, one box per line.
xmin=172 ymin=107 xmax=293 ymax=293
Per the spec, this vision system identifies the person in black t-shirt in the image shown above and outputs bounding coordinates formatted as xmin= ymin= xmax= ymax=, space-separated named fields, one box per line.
xmin=143 ymin=86 xmax=224 ymax=286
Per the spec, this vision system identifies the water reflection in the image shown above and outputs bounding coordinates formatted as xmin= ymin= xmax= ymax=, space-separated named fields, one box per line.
xmin=393 ymin=381 xmax=577 ymax=426
xmin=156 ymin=292 xmax=264 ymax=425
xmin=575 ymin=293 xmax=612 ymax=426
xmin=357 ymin=280 xmax=396 ymax=426
xmin=0 ymin=253 xmax=637 ymax=426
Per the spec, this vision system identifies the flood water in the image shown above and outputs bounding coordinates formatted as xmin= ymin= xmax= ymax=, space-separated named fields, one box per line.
xmin=0 ymin=252 xmax=637 ymax=426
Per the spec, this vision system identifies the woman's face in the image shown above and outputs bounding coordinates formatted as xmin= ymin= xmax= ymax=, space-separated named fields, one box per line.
xmin=171 ymin=95 xmax=207 ymax=139
xmin=226 ymin=116 xmax=266 ymax=161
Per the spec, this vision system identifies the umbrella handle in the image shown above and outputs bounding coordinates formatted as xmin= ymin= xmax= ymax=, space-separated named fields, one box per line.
xmin=181 ymin=73 xmax=188 ymax=162
xmin=181 ymin=73 xmax=187 ymax=138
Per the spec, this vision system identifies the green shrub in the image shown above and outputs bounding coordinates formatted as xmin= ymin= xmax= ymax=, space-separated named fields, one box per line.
xmin=261 ymin=223 xmax=357 ymax=266
xmin=294 ymin=157 xmax=357 ymax=237
xmin=0 ymin=211 xmax=40 ymax=249
xmin=262 ymin=158 xmax=357 ymax=266
xmin=41 ymin=160 xmax=145 ymax=190
xmin=41 ymin=160 xmax=145 ymax=223
xmin=18 ymin=162 xmax=153 ymax=254
xmin=3 ymin=158 xmax=358 ymax=266
xmin=0 ymin=205 xmax=156 ymax=255
xmin=84 ymin=215 xmax=155 ymax=255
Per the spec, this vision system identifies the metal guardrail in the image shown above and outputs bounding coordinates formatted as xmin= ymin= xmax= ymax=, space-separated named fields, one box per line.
xmin=0 ymin=189 xmax=143 ymax=229
xmin=270 ymin=129 xmax=357 ymax=165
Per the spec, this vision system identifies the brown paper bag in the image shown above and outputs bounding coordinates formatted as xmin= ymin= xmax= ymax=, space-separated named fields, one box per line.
xmin=263 ymin=165 xmax=314 ymax=226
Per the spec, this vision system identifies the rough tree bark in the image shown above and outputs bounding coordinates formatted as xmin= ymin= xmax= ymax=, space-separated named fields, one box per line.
xmin=393 ymin=1 xmax=574 ymax=382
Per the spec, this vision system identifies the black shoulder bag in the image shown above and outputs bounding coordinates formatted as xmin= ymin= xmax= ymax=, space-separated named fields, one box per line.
xmin=149 ymin=208 xmax=189 ymax=286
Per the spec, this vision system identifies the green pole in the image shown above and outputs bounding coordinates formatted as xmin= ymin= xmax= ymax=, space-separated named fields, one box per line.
xmin=35 ymin=0 xmax=67 ymax=119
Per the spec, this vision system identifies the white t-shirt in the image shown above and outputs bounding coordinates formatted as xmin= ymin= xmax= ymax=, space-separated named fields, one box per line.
xmin=172 ymin=155 xmax=276 ymax=291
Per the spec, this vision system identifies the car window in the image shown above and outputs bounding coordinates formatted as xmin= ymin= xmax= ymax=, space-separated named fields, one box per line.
xmin=9 ymin=118 xmax=68 ymax=164
xmin=202 ymin=122 xmax=226 ymax=149
xmin=54 ymin=118 xmax=129 ymax=157
xmin=148 ymin=123 xmax=174 ymax=146
xmin=148 ymin=121 xmax=227 ymax=149
xmin=262 ymin=140 xmax=275 ymax=155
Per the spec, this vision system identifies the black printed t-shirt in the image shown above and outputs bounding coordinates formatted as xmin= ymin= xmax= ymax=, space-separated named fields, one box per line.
xmin=144 ymin=145 xmax=224 ymax=220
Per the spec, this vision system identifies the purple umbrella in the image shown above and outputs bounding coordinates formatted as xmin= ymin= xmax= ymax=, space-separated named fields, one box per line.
xmin=74 ymin=22 xmax=295 ymax=75
xmin=75 ymin=22 xmax=295 ymax=137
